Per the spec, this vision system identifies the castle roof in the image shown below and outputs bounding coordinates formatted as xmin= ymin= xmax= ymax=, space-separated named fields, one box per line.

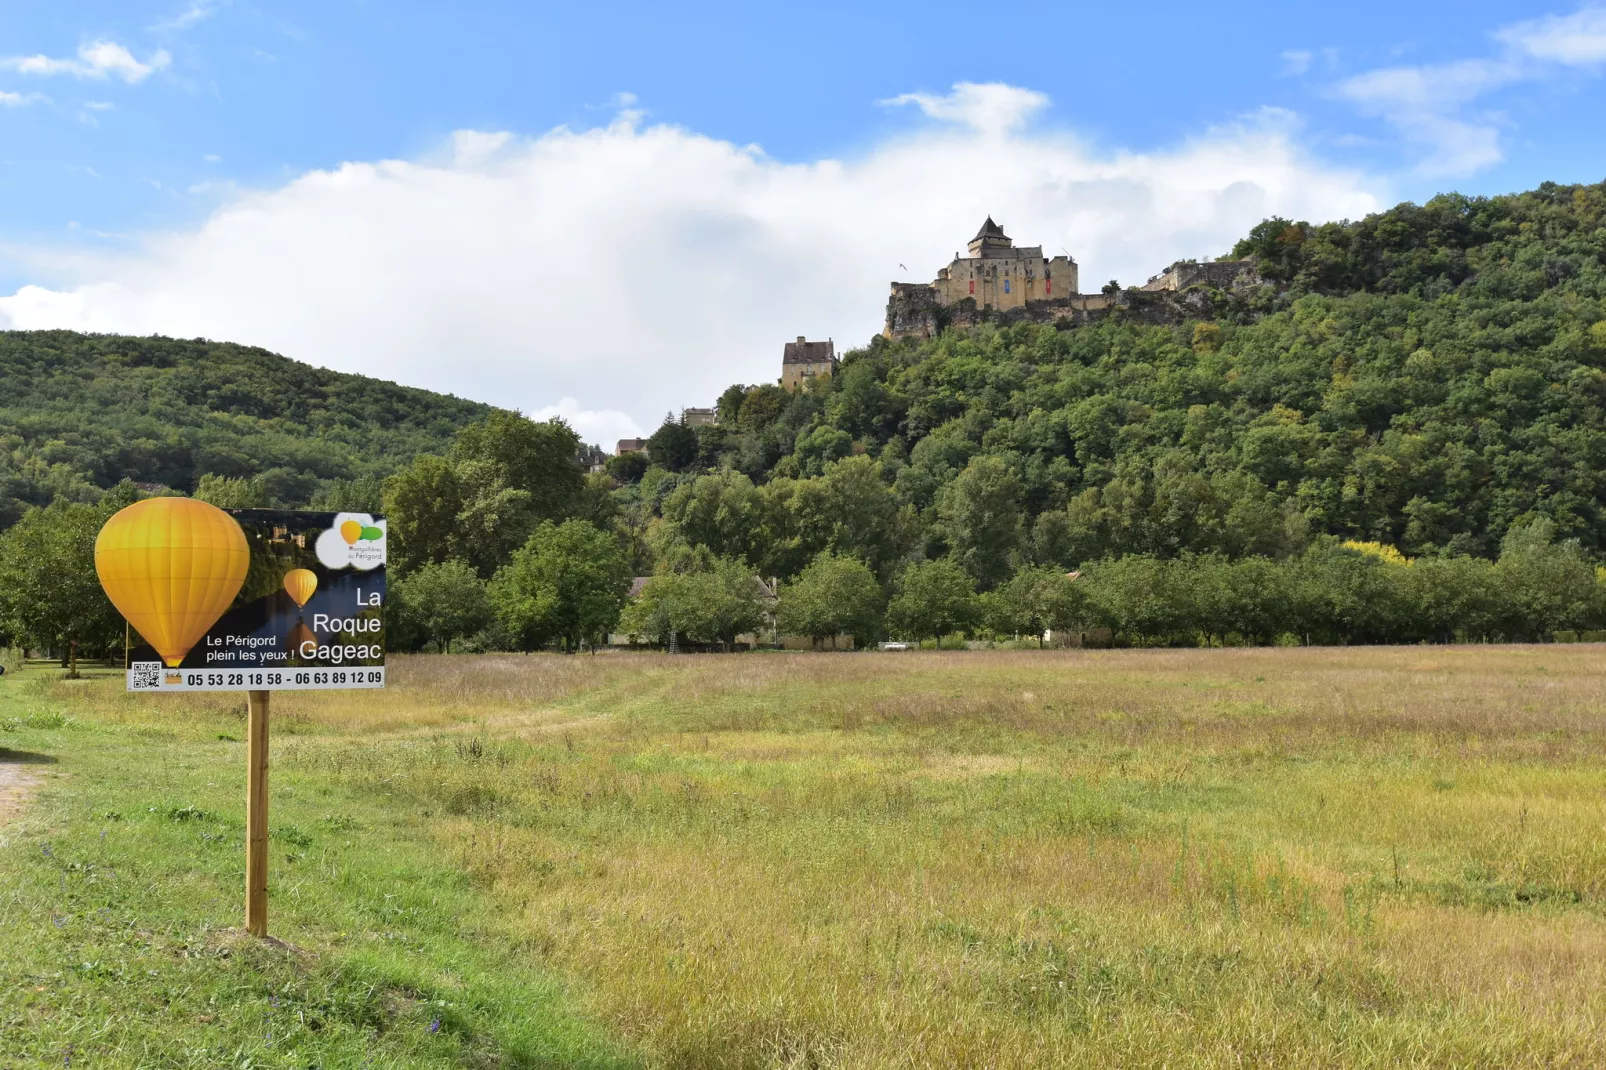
xmin=972 ymin=217 xmax=1009 ymax=242
xmin=783 ymin=337 xmax=837 ymax=365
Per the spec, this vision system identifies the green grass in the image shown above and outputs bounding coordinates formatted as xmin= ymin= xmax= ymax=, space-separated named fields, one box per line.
xmin=0 ymin=669 xmax=633 ymax=1069
xmin=5 ymin=647 xmax=1606 ymax=1067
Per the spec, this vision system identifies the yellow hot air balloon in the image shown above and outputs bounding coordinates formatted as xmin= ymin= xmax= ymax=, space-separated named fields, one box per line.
xmin=283 ymin=568 xmax=318 ymax=609
xmin=95 ymin=498 xmax=251 ymax=668
xmin=340 ymin=520 xmax=362 ymax=545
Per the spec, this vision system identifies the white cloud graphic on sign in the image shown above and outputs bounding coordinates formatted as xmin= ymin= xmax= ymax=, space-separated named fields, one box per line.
xmin=314 ymin=513 xmax=387 ymax=571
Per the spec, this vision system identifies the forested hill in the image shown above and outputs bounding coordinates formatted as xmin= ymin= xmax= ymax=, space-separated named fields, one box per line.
xmin=660 ymin=178 xmax=1606 ymax=568
xmin=0 ymin=330 xmax=491 ymax=527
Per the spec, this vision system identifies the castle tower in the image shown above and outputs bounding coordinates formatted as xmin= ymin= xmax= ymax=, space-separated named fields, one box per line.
xmin=967 ymin=217 xmax=1014 ymax=258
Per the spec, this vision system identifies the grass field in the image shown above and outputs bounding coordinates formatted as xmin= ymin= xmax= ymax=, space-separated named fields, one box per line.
xmin=4 ymin=646 xmax=1606 ymax=1068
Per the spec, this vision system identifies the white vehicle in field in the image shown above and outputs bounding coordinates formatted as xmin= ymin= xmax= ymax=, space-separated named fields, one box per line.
xmin=878 ymin=641 xmax=910 ymax=651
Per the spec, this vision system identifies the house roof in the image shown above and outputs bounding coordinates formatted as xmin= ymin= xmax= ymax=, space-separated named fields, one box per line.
xmin=782 ymin=338 xmax=837 ymax=365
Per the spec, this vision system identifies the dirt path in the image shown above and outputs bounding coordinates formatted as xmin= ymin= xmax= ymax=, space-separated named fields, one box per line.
xmin=0 ymin=757 xmax=44 ymax=829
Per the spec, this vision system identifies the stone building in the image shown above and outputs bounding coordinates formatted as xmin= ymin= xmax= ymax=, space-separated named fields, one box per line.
xmin=781 ymin=336 xmax=838 ymax=391
xmin=932 ymin=218 xmax=1078 ymax=310
xmin=884 ymin=218 xmax=1081 ymax=339
xmin=682 ymin=407 xmax=717 ymax=427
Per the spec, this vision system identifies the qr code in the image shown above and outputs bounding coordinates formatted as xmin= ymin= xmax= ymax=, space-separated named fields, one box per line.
xmin=130 ymin=662 xmax=163 ymax=689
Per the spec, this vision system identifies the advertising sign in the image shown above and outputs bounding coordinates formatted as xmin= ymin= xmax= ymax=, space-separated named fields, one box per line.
xmin=115 ymin=508 xmax=387 ymax=692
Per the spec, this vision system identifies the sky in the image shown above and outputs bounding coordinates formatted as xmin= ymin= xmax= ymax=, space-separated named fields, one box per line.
xmin=2 ymin=2 xmax=1605 ymax=446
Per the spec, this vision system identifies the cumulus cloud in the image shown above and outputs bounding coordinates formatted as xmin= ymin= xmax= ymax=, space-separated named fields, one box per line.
xmin=1332 ymin=58 xmax=1519 ymax=176
xmin=1330 ymin=4 xmax=1606 ymax=176
xmin=0 ymin=83 xmax=1383 ymax=434
xmin=0 ymin=90 xmax=48 ymax=107
xmin=531 ymin=397 xmax=647 ymax=448
xmin=880 ymin=82 xmax=1050 ymax=135
xmin=2 ymin=41 xmax=170 ymax=83
xmin=1498 ymin=4 xmax=1606 ymax=65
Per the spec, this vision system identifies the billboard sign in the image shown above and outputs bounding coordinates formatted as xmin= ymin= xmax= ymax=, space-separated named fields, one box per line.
xmin=118 ymin=508 xmax=387 ymax=692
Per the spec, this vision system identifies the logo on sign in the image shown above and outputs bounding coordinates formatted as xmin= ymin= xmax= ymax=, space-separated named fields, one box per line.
xmin=314 ymin=513 xmax=386 ymax=571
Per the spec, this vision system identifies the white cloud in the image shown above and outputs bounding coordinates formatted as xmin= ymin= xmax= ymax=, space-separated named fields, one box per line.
xmin=530 ymin=398 xmax=647 ymax=449
xmin=1329 ymin=4 xmax=1606 ymax=176
xmin=1280 ymin=50 xmax=1313 ymax=76
xmin=0 ymin=84 xmax=1384 ymax=435
xmin=0 ymin=90 xmax=48 ymax=107
xmin=152 ymin=0 xmax=226 ymax=33
xmin=880 ymin=82 xmax=1050 ymax=136
xmin=1498 ymin=4 xmax=1606 ymax=65
xmin=1332 ymin=58 xmax=1520 ymax=176
xmin=2 ymin=41 xmax=170 ymax=84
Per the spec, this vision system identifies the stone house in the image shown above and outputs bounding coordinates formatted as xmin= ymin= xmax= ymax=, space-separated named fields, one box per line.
xmin=780 ymin=337 xmax=838 ymax=391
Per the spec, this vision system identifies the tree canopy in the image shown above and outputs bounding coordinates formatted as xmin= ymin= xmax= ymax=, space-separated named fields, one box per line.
xmin=0 ymin=330 xmax=489 ymax=527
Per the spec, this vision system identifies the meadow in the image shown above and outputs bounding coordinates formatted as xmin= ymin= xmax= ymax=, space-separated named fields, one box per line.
xmin=3 ymin=645 xmax=1605 ymax=1067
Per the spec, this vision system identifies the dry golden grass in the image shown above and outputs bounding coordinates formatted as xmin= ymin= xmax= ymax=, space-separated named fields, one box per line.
xmin=54 ymin=645 xmax=1606 ymax=1067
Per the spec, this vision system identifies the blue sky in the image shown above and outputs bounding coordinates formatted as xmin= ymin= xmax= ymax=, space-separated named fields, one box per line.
xmin=3 ymin=1 xmax=1606 ymax=441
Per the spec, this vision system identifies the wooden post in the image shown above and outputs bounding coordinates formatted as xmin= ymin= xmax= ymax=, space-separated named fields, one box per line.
xmin=246 ymin=689 xmax=270 ymax=937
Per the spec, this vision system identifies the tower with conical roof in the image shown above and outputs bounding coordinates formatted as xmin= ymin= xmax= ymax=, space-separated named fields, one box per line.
xmin=967 ymin=217 xmax=1014 ymax=258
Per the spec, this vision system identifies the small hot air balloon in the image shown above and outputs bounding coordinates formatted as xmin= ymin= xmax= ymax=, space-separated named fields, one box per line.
xmin=95 ymin=498 xmax=250 ymax=668
xmin=340 ymin=520 xmax=363 ymax=545
xmin=283 ymin=568 xmax=318 ymax=609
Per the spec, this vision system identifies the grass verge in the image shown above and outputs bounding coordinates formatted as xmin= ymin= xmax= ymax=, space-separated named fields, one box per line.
xmin=0 ymin=669 xmax=634 ymax=1069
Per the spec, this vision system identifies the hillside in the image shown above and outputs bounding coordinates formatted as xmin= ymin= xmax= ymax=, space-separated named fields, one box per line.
xmin=0 ymin=331 xmax=492 ymax=527
xmin=652 ymin=179 xmax=1606 ymax=566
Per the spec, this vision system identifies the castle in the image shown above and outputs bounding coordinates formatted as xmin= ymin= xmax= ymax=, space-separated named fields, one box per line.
xmin=884 ymin=218 xmax=1256 ymax=340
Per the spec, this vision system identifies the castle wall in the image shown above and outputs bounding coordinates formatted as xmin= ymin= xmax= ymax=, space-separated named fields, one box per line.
xmin=883 ymin=288 xmax=1115 ymax=340
xmin=1140 ymin=260 xmax=1259 ymax=292
xmin=930 ymin=251 xmax=1078 ymax=313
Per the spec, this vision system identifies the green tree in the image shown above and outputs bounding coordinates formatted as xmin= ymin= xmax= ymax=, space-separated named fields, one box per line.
xmin=309 ymin=476 xmax=384 ymax=512
xmin=987 ymin=565 xmax=1086 ymax=647
xmin=490 ymin=520 xmax=632 ymax=652
xmin=1403 ymin=555 xmax=1501 ymax=643
xmin=737 ymin=385 xmax=787 ymax=433
xmin=1029 ymin=510 xmax=1075 ymax=568
xmin=776 ymin=552 xmax=883 ymax=650
xmin=937 ymin=455 xmax=1023 ymax=589
xmin=621 ymin=558 xmax=768 ymax=650
xmin=716 ymin=384 xmax=749 ymax=427
xmin=887 ymin=558 xmax=977 ymax=648
xmin=383 ymin=455 xmax=464 ymax=575
xmin=1492 ymin=519 xmax=1601 ymax=640
xmin=660 ymin=469 xmax=766 ymax=563
xmin=453 ymin=410 xmax=583 ymax=523
xmin=193 ymin=473 xmax=262 ymax=509
xmin=1078 ymin=556 xmax=1196 ymax=646
xmin=646 ymin=417 xmax=699 ymax=472
xmin=389 ymin=558 xmax=490 ymax=653
xmin=0 ymin=500 xmax=125 ymax=674
xmin=605 ymin=451 xmax=649 ymax=484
